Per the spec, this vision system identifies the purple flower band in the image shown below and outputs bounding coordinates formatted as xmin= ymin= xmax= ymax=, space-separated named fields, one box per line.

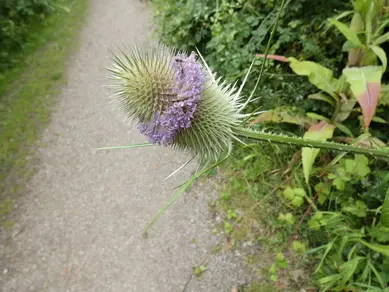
xmin=138 ymin=52 xmax=206 ymax=145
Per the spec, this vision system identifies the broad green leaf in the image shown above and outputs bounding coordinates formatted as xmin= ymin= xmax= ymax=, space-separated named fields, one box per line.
xmin=293 ymin=188 xmax=306 ymax=197
xmin=381 ymin=188 xmax=389 ymax=228
xmin=342 ymin=40 xmax=359 ymax=52
xmin=251 ymin=110 xmax=314 ymax=127
xmin=334 ymin=74 xmax=349 ymax=93
xmin=302 ymin=121 xmax=335 ymax=183
xmin=369 ymin=45 xmax=387 ymax=72
xmin=276 ymin=252 xmax=285 ymax=262
xmin=359 ymin=239 xmax=389 ymax=257
xmin=343 ymin=66 xmax=383 ymax=128
xmin=345 ymin=159 xmax=357 ymax=173
xmin=333 ymin=178 xmax=345 ymax=191
xmin=269 ymin=263 xmax=277 ymax=274
xmin=368 ymin=225 xmax=389 ymax=243
xmin=354 ymin=154 xmax=371 ymax=177
xmin=308 ymin=93 xmax=336 ymax=107
xmin=335 ymin=98 xmax=357 ymax=123
xmin=291 ymin=196 xmax=304 ymax=207
xmin=328 ymin=18 xmax=362 ymax=46
xmin=342 ymin=200 xmax=367 ymax=217
xmin=289 ymin=58 xmax=341 ymax=98
xmin=292 ymin=241 xmax=307 ymax=253
xmin=349 ymin=11 xmax=364 ymax=32
xmin=315 ymin=182 xmax=331 ymax=204
xmin=306 ymin=113 xmax=331 ymax=123
xmin=361 ymin=48 xmax=379 ymax=66
xmin=283 ymin=187 xmax=295 ymax=200
xmin=335 ymin=122 xmax=354 ymax=137
xmin=278 ymin=213 xmax=295 ymax=225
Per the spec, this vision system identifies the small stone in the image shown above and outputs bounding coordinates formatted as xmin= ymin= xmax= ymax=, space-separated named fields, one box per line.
xmin=3 ymin=268 xmax=8 ymax=274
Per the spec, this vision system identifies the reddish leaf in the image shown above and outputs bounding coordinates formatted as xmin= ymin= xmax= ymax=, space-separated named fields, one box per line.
xmin=357 ymin=83 xmax=381 ymax=127
xmin=250 ymin=110 xmax=314 ymax=128
xmin=343 ymin=66 xmax=383 ymax=128
xmin=256 ymin=54 xmax=289 ymax=62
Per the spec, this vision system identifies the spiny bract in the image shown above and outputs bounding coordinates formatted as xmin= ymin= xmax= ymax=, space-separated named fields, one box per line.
xmin=109 ymin=44 xmax=244 ymax=163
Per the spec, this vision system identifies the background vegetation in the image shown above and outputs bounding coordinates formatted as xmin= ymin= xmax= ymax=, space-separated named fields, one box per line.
xmin=0 ymin=0 xmax=88 ymax=222
xmin=152 ymin=0 xmax=389 ymax=290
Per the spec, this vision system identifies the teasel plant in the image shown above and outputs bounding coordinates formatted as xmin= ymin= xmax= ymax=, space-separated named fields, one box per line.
xmin=102 ymin=0 xmax=389 ymax=235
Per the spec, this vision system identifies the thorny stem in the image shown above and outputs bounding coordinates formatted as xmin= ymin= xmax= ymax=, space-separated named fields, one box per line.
xmin=234 ymin=127 xmax=389 ymax=159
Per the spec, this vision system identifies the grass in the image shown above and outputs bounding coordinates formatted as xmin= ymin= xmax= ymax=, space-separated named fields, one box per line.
xmin=0 ymin=0 xmax=89 ymax=221
xmin=211 ymin=143 xmax=315 ymax=291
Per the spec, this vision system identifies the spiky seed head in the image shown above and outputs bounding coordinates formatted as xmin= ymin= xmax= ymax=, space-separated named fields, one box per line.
xmin=109 ymin=44 xmax=244 ymax=163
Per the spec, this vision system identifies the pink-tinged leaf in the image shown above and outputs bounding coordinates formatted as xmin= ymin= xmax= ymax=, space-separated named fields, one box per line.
xmin=250 ymin=110 xmax=314 ymax=128
xmin=256 ymin=54 xmax=289 ymax=62
xmin=302 ymin=121 xmax=335 ymax=183
xmin=343 ymin=66 xmax=383 ymax=128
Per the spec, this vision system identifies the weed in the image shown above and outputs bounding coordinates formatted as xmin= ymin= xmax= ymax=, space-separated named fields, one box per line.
xmin=193 ymin=265 xmax=208 ymax=277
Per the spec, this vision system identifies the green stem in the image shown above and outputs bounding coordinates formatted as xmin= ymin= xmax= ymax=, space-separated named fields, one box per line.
xmin=234 ymin=127 xmax=389 ymax=158
xmin=245 ymin=0 xmax=287 ymax=104
xmin=331 ymin=98 xmax=341 ymax=122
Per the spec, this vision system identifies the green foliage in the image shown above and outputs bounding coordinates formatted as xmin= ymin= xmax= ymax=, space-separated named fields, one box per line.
xmin=292 ymin=240 xmax=307 ymax=254
xmin=305 ymin=154 xmax=389 ymax=290
xmin=224 ymin=1 xmax=389 ymax=288
xmin=278 ymin=213 xmax=295 ymax=225
xmin=254 ymin=1 xmax=389 ymax=190
xmin=151 ymin=0 xmax=349 ymax=109
xmin=0 ymin=0 xmax=63 ymax=71
xmin=269 ymin=253 xmax=289 ymax=282
xmin=152 ymin=0 xmax=389 ymax=290
xmin=282 ymin=187 xmax=306 ymax=208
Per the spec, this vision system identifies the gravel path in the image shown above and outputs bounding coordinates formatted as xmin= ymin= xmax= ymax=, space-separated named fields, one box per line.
xmin=0 ymin=1 xmax=252 ymax=291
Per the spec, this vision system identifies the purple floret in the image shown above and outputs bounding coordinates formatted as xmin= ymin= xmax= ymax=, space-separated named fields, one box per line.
xmin=138 ymin=52 xmax=206 ymax=145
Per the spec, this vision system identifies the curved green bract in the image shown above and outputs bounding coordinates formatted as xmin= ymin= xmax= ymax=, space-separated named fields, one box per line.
xmin=172 ymin=77 xmax=244 ymax=163
xmin=109 ymin=44 xmax=176 ymax=122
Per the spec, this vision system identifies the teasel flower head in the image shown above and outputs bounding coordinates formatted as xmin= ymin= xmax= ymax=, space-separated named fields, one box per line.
xmin=109 ymin=44 xmax=245 ymax=163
